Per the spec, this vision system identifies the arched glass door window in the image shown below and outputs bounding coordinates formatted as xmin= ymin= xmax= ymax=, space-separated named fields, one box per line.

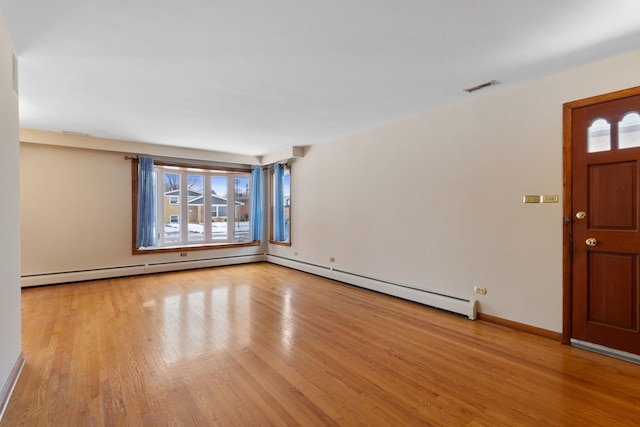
xmin=587 ymin=118 xmax=611 ymax=153
xmin=618 ymin=112 xmax=640 ymax=150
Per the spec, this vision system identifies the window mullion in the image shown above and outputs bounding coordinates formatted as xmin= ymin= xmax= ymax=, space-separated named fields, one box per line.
xmin=156 ymin=168 xmax=165 ymax=246
xmin=180 ymin=171 xmax=188 ymax=244
xmin=248 ymin=175 xmax=253 ymax=241
xmin=227 ymin=175 xmax=235 ymax=241
xmin=203 ymin=173 xmax=212 ymax=243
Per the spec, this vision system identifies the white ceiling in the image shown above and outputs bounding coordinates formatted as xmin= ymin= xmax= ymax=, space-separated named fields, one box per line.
xmin=1 ymin=1 xmax=640 ymax=156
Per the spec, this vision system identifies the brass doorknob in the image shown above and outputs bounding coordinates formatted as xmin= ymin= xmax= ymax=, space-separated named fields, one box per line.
xmin=576 ymin=211 xmax=587 ymax=220
xmin=586 ymin=238 xmax=598 ymax=247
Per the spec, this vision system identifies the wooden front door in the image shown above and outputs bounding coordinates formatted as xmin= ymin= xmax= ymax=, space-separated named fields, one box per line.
xmin=565 ymin=87 xmax=640 ymax=355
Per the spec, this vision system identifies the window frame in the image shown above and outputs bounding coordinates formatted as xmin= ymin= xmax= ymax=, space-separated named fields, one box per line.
xmin=269 ymin=164 xmax=292 ymax=246
xmin=132 ymin=159 xmax=259 ymax=254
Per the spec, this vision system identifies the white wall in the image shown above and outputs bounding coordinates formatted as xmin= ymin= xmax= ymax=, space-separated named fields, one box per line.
xmin=20 ymin=137 xmax=266 ymax=280
xmin=0 ymin=16 xmax=21 ymax=396
xmin=19 ymin=49 xmax=640 ymax=333
xmin=269 ymin=49 xmax=640 ymax=332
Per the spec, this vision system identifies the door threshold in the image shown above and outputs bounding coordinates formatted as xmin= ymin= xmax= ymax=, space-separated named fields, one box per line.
xmin=571 ymin=339 xmax=640 ymax=365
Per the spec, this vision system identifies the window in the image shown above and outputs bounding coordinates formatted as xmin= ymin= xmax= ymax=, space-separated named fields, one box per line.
xmin=134 ymin=160 xmax=259 ymax=253
xmin=588 ymin=118 xmax=611 ymax=153
xmin=587 ymin=112 xmax=640 ymax=153
xmin=619 ymin=112 xmax=640 ymax=150
xmin=270 ymin=164 xmax=291 ymax=245
xmin=211 ymin=205 xmax=228 ymax=218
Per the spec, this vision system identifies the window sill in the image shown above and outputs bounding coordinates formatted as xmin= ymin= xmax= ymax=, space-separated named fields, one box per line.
xmin=269 ymin=240 xmax=292 ymax=247
xmin=133 ymin=240 xmax=260 ymax=255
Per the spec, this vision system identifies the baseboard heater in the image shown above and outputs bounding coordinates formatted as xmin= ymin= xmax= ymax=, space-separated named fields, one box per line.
xmin=21 ymin=254 xmax=265 ymax=287
xmin=266 ymin=254 xmax=477 ymax=320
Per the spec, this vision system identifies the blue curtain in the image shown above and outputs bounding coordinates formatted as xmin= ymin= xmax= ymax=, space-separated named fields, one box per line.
xmin=136 ymin=156 xmax=157 ymax=248
xmin=250 ymin=166 xmax=262 ymax=241
xmin=273 ymin=163 xmax=285 ymax=241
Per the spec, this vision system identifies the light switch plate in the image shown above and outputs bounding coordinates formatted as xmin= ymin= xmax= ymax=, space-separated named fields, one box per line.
xmin=523 ymin=195 xmax=541 ymax=203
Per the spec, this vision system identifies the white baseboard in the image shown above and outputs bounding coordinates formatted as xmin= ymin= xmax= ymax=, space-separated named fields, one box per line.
xmin=143 ymin=254 xmax=264 ymax=274
xmin=0 ymin=351 xmax=25 ymax=423
xmin=265 ymin=254 xmax=333 ymax=278
xmin=21 ymin=254 xmax=266 ymax=287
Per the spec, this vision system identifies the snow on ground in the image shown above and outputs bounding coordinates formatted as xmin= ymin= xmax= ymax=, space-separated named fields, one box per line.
xmin=164 ymin=222 xmax=250 ymax=242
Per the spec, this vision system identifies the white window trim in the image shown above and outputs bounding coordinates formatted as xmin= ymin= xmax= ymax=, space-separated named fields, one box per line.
xmin=156 ymin=165 xmax=253 ymax=248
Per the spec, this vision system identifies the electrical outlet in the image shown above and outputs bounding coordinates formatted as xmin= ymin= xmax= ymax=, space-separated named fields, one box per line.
xmin=329 ymin=257 xmax=335 ymax=263
xmin=474 ymin=286 xmax=487 ymax=295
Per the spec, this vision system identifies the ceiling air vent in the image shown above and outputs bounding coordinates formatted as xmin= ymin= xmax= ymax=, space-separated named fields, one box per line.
xmin=464 ymin=80 xmax=500 ymax=93
xmin=62 ymin=130 xmax=91 ymax=137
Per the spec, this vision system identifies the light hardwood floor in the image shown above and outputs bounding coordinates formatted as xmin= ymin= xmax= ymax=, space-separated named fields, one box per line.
xmin=3 ymin=263 xmax=640 ymax=426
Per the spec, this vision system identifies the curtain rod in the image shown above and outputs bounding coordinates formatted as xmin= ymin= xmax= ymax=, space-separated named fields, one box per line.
xmin=264 ymin=162 xmax=290 ymax=170
xmin=126 ymin=154 xmax=255 ymax=170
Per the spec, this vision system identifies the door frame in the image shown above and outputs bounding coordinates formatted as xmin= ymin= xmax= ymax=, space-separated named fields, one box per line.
xmin=562 ymin=85 xmax=640 ymax=344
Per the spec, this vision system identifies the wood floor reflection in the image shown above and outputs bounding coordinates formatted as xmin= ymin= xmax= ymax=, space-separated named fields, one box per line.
xmin=3 ymin=263 xmax=640 ymax=426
